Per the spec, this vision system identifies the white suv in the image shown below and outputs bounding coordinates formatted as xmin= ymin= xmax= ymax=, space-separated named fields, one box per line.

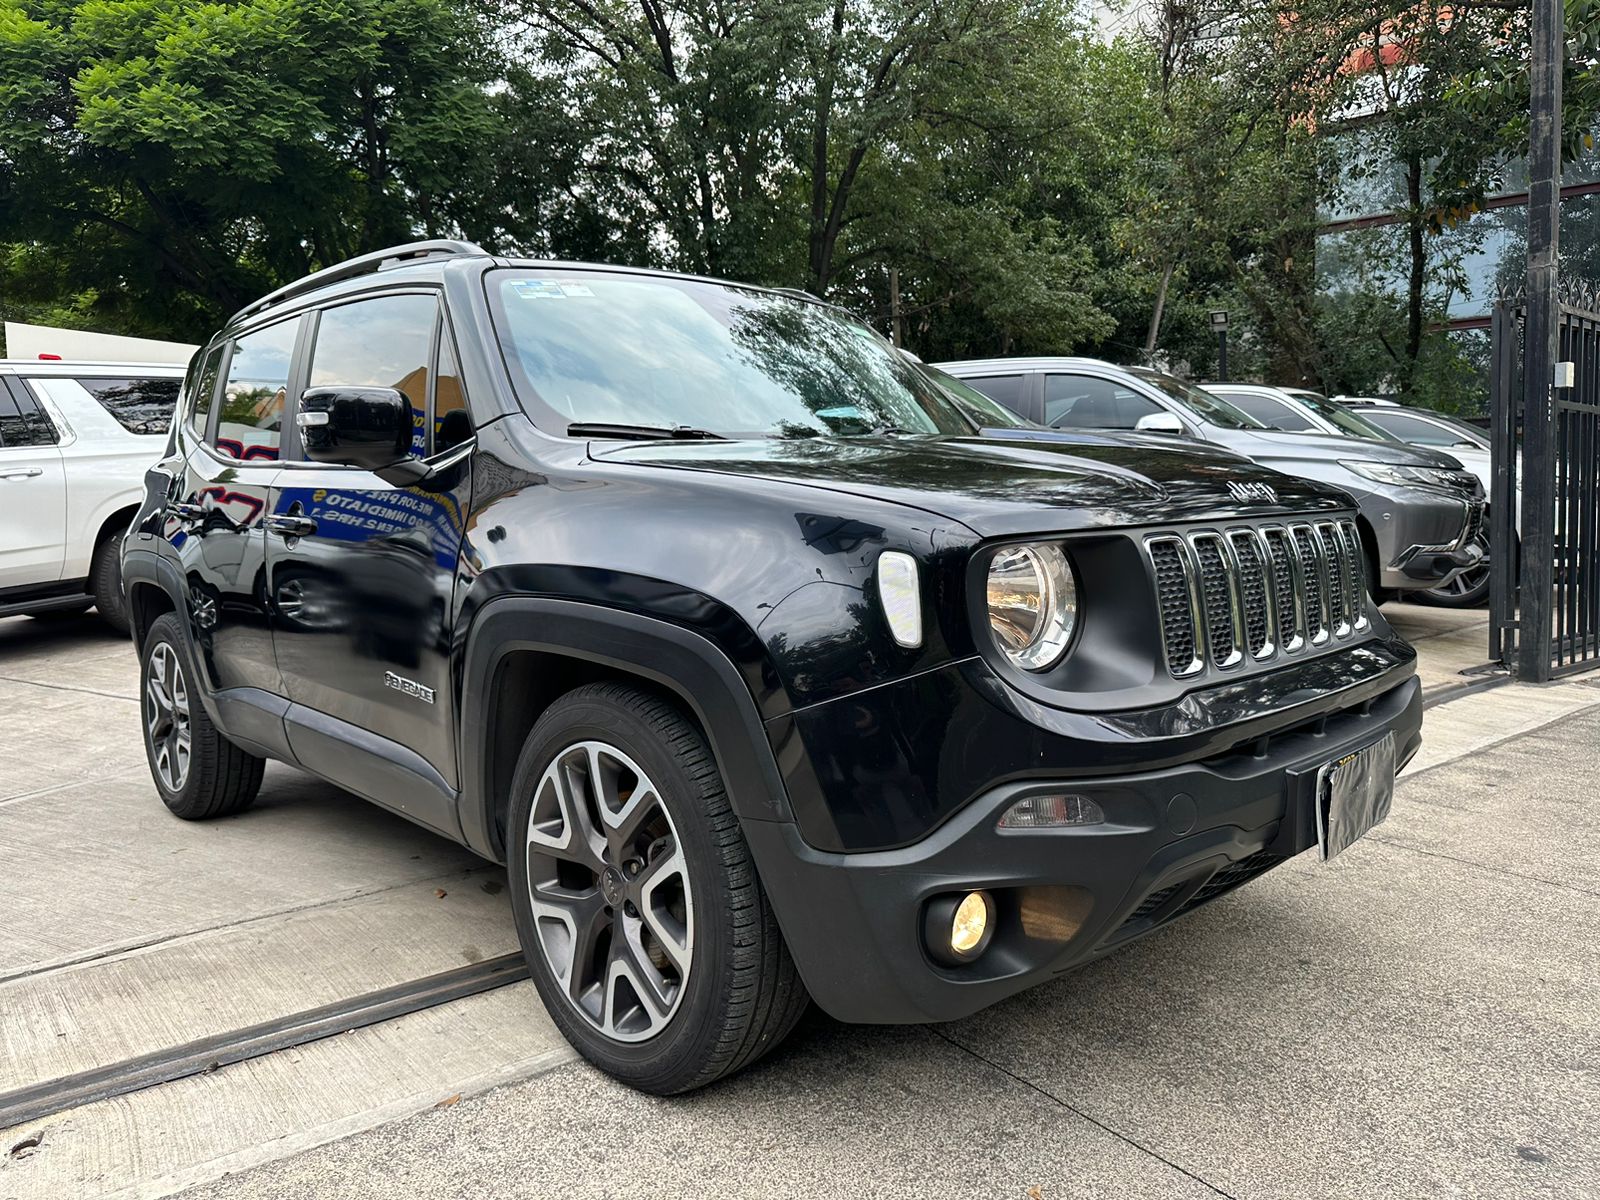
xmin=0 ymin=360 xmax=185 ymax=630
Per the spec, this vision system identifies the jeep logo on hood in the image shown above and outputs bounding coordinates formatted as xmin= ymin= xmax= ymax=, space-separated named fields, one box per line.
xmin=1227 ymin=480 xmax=1278 ymax=504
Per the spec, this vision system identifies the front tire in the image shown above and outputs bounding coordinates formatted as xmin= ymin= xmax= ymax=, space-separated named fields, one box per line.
xmin=507 ymin=682 xmax=808 ymax=1094
xmin=1418 ymin=537 xmax=1491 ymax=608
xmin=141 ymin=613 xmax=265 ymax=820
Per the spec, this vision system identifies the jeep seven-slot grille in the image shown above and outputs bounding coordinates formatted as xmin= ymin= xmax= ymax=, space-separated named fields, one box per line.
xmin=1191 ymin=536 xmax=1237 ymax=665
xmin=1229 ymin=531 xmax=1271 ymax=657
xmin=1149 ymin=538 xmax=1199 ymax=675
xmin=1146 ymin=519 xmax=1369 ymax=679
xmin=1292 ymin=525 xmax=1326 ymax=641
xmin=1262 ymin=528 xmax=1298 ymax=649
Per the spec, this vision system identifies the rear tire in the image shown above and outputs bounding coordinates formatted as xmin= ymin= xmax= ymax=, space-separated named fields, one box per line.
xmin=507 ymin=682 xmax=808 ymax=1094
xmin=91 ymin=529 xmax=130 ymax=633
xmin=141 ymin=613 xmax=265 ymax=820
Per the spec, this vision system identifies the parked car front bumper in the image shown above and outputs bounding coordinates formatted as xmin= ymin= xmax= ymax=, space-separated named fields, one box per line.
xmin=1365 ymin=485 xmax=1483 ymax=591
xmin=747 ymin=641 xmax=1421 ymax=1025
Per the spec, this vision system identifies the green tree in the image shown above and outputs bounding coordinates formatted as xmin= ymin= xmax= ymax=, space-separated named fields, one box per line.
xmin=502 ymin=0 xmax=1135 ymax=358
xmin=0 ymin=0 xmax=515 ymax=339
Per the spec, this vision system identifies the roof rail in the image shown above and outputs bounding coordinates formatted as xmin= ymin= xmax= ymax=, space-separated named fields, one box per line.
xmin=231 ymin=240 xmax=488 ymax=325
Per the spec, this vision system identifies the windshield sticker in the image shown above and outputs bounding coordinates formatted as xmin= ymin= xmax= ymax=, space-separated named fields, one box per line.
xmin=511 ymin=280 xmax=567 ymax=300
xmin=558 ymin=282 xmax=595 ymax=298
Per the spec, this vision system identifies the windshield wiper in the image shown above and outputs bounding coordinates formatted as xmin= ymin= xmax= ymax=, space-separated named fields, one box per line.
xmin=567 ymin=422 xmax=728 ymax=441
xmin=867 ymin=423 xmax=916 ymax=437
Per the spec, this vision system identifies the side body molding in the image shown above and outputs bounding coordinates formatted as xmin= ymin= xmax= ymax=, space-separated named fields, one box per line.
xmin=456 ymin=596 xmax=796 ymax=862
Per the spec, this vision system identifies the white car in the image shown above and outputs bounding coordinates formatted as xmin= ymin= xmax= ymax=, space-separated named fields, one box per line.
xmin=0 ymin=360 xmax=186 ymax=630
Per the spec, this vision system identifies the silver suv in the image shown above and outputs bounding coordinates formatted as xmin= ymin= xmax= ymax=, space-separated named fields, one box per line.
xmin=936 ymin=356 xmax=1484 ymax=597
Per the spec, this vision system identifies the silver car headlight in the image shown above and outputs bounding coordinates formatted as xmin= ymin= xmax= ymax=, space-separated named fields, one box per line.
xmin=1341 ymin=461 xmax=1461 ymax=490
xmin=985 ymin=543 xmax=1077 ymax=671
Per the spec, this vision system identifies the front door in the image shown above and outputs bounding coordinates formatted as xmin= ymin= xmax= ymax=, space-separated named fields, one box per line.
xmin=266 ymin=292 xmax=472 ymax=831
xmin=0 ymin=378 xmax=66 ymax=589
xmin=173 ymin=320 xmax=299 ymax=697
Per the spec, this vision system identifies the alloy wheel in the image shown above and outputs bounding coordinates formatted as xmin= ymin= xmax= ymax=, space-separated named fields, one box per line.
xmin=1429 ymin=564 xmax=1490 ymax=599
xmin=1421 ymin=536 xmax=1491 ymax=604
xmin=144 ymin=642 xmax=192 ymax=792
xmin=525 ymin=740 xmax=694 ymax=1043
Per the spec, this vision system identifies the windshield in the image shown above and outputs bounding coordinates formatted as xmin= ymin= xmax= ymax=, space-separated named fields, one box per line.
xmin=919 ymin=365 xmax=1036 ymax=429
xmin=1295 ymin=391 xmax=1403 ymax=442
xmin=488 ymin=269 xmax=978 ymax=438
xmin=1127 ymin=368 xmax=1267 ymax=430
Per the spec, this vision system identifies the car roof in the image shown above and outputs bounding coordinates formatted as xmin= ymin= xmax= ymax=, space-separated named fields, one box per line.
xmin=934 ymin=356 xmax=1124 ymax=372
xmin=227 ymin=240 xmax=844 ymax=332
xmin=1199 ymin=382 xmax=1285 ymax=395
xmin=0 ymin=360 xmax=187 ymax=375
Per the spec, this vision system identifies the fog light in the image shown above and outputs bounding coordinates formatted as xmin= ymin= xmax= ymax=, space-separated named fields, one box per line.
xmin=997 ymin=793 xmax=1104 ymax=829
xmin=951 ymin=891 xmax=990 ymax=955
xmin=925 ymin=890 xmax=995 ymax=965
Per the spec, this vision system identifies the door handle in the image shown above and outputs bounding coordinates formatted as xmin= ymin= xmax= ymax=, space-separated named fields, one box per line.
xmin=0 ymin=467 xmax=43 ymax=480
xmin=265 ymin=514 xmax=318 ymax=538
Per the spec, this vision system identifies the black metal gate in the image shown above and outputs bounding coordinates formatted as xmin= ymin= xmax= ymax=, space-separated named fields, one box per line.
xmin=1490 ymin=285 xmax=1600 ymax=680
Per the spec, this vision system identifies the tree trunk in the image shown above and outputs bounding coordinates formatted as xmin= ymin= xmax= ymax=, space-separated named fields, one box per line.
xmin=1404 ymin=152 xmax=1426 ymax=385
xmin=1144 ymin=262 xmax=1175 ymax=357
xmin=888 ymin=267 xmax=904 ymax=347
xmin=806 ymin=0 xmax=847 ymax=296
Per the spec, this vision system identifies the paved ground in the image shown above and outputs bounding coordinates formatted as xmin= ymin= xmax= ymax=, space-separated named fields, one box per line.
xmin=2 ymin=603 xmax=1598 ymax=1200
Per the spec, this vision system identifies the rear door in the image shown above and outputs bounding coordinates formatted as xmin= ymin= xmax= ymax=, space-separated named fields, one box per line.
xmin=173 ymin=320 xmax=299 ymax=697
xmin=0 ymin=377 xmax=67 ymax=589
xmin=266 ymin=291 xmax=474 ymax=833
xmin=1042 ymin=373 xmax=1166 ymax=430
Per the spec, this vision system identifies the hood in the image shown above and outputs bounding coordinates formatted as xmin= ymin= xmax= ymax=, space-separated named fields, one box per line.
xmin=1219 ymin=426 xmax=1466 ymax=470
xmin=589 ymin=429 xmax=1353 ymax=537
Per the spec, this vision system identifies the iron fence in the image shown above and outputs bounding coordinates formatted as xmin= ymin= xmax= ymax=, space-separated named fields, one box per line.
xmin=1490 ymin=283 xmax=1600 ymax=679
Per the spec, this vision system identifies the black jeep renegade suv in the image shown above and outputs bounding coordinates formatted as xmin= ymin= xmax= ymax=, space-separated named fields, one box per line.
xmin=123 ymin=241 xmax=1421 ymax=1093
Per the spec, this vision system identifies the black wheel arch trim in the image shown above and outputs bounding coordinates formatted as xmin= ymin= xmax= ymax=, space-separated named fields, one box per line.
xmin=457 ymin=596 xmax=796 ymax=863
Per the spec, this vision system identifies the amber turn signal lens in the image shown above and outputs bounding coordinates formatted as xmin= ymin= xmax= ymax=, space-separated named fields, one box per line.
xmin=996 ymin=793 xmax=1105 ymax=829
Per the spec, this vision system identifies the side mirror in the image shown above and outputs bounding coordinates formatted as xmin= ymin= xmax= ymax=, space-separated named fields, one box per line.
xmin=1135 ymin=411 xmax=1184 ymax=434
xmin=298 ymin=386 xmax=413 ymax=474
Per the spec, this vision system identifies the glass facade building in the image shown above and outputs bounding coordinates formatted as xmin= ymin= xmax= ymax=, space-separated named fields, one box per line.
xmin=1318 ymin=126 xmax=1600 ymax=328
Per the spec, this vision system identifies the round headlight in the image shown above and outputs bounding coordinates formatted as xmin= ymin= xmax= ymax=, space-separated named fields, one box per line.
xmin=986 ymin=543 xmax=1077 ymax=671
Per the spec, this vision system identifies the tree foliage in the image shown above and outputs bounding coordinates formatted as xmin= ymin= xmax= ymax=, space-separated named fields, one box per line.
xmin=0 ymin=0 xmax=516 ymax=336
xmin=0 ymin=0 xmax=1595 ymax=407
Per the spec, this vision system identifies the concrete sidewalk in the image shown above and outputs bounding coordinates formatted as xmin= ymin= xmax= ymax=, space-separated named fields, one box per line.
xmin=2 ymin=604 xmax=1598 ymax=1200
xmin=166 ymin=701 xmax=1600 ymax=1200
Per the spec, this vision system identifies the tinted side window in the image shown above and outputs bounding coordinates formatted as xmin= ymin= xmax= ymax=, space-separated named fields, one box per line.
xmin=75 ymin=377 xmax=180 ymax=436
xmin=1367 ymin=411 xmax=1459 ymax=446
xmin=190 ymin=346 xmax=223 ymax=437
xmin=434 ymin=328 xmax=471 ymax=453
xmin=0 ymin=379 xmax=60 ymax=447
xmin=962 ymin=374 xmax=1027 ymax=416
xmin=218 ymin=320 xmax=297 ymax=461
xmin=1044 ymin=375 xmax=1160 ymax=429
xmin=308 ymin=294 xmax=439 ymax=459
xmin=1219 ymin=392 xmax=1315 ymax=432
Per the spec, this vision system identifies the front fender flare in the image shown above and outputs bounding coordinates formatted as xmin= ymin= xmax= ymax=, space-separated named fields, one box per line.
xmin=456 ymin=596 xmax=795 ymax=861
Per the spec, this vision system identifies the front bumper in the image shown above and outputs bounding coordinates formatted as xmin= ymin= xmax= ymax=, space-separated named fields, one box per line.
xmin=748 ymin=654 xmax=1421 ymax=1025
xmin=1369 ymin=487 xmax=1483 ymax=590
